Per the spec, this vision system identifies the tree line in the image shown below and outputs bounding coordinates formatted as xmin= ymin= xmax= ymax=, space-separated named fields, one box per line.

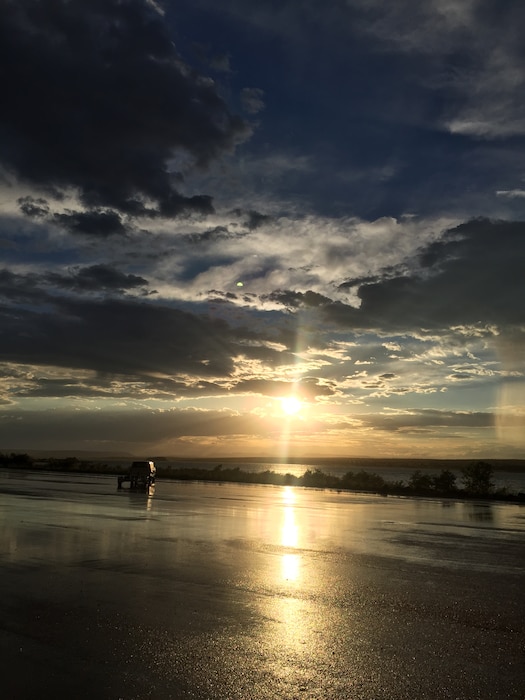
xmin=1 ymin=454 xmax=520 ymax=500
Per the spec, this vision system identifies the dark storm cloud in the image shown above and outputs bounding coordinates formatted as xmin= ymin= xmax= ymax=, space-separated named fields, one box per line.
xmin=362 ymin=409 xmax=495 ymax=433
xmin=185 ymin=225 xmax=232 ymax=244
xmin=0 ymin=269 xmax=47 ymax=304
xmin=48 ymin=265 xmax=148 ymax=293
xmin=338 ymin=267 xmax=404 ymax=291
xmin=1 ymin=0 xmax=250 ymax=215
xmin=12 ymin=375 xmax=333 ymax=402
xmin=0 ymin=406 xmax=309 ymax=450
xmin=229 ymin=208 xmax=272 ymax=230
xmin=323 ymin=219 xmax=525 ymax=332
xmin=339 ymin=274 xmax=381 ymax=290
xmin=0 ymin=265 xmax=147 ymax=299
xmin=245 ymin=210 xmax=271 ymax=230
xmin=13 ymin=379 xmax=119 ymax=400
xmin=17 ymin=196 xmax=50 ymax=218
xmin=158 ymin=193 xmax=214 ymax=219
xmin=264 ymin=290 xmax=333 ymax=309
xmin=53 ymin=210 xmax=127 ymax=237
xmin=0 ymin=296 xmax=285 ymax=378
xmin=11 ymin=375 xmax=229 ymax=401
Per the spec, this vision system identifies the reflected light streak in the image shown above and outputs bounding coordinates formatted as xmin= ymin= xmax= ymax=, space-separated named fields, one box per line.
xmin=281 ymin=552 xmax=300 ymax=581
xmin=280 ymin=487 xmax=301 ymax=581
xmin=261 ymin=597 xmax=315 ymax=677
xmin=282 ymin=485 xmax=296 ymax=505
xmin=281 ymin=506 xmax=298 ymax=547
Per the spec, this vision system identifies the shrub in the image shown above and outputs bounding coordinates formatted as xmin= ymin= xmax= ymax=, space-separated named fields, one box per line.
xmin=408 ymin=470 xmax=434 ymax=492
xmin=461 ymin=461 xmax=495 ymax=496
xmin=341 ymin=470 xmax=386 ymax=491
xmin=431 ymin=469 xmax=457 ymax=494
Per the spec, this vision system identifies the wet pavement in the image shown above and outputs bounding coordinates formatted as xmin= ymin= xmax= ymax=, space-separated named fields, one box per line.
xmin=1 ymin=471 xmax=524 ymax=699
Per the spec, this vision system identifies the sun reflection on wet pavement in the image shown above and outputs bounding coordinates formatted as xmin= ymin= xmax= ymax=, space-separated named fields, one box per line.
xmin=1 ymin=474 xmax=525 ymax=698
xmin=280 ymin=487 xmax=302 ymax=583
xmin=281 ymin=552 xmax=300 ymax=581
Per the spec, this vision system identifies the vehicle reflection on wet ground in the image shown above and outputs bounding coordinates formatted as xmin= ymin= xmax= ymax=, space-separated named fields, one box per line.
xmin=1 ymin=472 xmax=524 ymax=698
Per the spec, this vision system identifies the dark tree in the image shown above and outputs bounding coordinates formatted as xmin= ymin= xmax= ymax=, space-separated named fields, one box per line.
xmin=341 ymin=470 xmax=386 ymax=491
xmin=431 ymin=469 xmax=457 ymax=494
xmin=301 ymin=469 xmax=339 ymax=488
xmin=408 ymin=470 xmax=434 ymax=492
xmin=461 ymin=461 xmax=495 ymax=496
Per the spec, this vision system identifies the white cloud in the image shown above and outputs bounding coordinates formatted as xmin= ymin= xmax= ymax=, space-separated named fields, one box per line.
xmin=351 ymin=0 xmax=478 ymax=53
xmin=146 ymin=212 xmax=455 ymax=307
xmin=496 ymin=189 xmax=525 ymax=199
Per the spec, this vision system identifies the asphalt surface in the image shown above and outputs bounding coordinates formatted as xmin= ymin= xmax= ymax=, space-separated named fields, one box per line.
xmin=1 ymin=471 xmax=524 ymax=699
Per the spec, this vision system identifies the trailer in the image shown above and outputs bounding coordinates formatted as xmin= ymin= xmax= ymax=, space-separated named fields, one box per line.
xmin=118 ymin=461 xmax=156 ymax=490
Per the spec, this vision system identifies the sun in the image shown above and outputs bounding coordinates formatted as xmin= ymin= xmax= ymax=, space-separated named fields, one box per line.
xmin=280 ymin=396 xmax=302 ymax=416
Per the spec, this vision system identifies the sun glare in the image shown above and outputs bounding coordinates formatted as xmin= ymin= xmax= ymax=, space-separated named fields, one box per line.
xmin=281 ymin=396 xmax=302 ymax=416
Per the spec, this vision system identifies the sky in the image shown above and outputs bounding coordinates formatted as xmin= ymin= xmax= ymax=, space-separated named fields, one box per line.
xmin=1 ymin=0 xmax=524 ymax=459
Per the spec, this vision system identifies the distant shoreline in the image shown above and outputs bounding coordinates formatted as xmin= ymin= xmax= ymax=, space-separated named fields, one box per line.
xmin=2 ymin=450 xmax=525 ymax=472
xmin=2 ymin=454 xmax=524 ymax=502
xmin=156 ymin=456 xmax=525 ymax=472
